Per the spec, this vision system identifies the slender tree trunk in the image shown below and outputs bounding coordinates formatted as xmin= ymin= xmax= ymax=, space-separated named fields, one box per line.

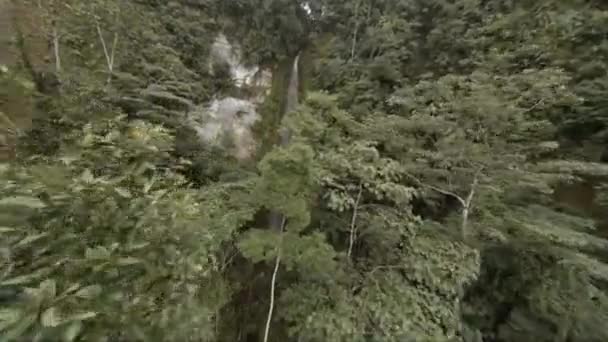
xmin=461 ymin=174 xmax=479 ymax=238
xmin=263 ymin=217 xmax=286 ymax=342
xmin=52 ymin=24 xmax=60 ymax=73
xmin=96 ymin=21 xmax=118 ymax=85
xmin=350 ymin=23 xmax=359 ymax=61
xmin=108 ymin=33 xmax=118 ymax=85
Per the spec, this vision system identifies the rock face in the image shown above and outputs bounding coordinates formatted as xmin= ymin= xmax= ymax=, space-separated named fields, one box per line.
xmin=191 ymin=34 xmax=272 ymax=160
xmin=209 ymin=34 xmax=270 ymax=89
xmin=192 ymin=97 xmax=259 ymax=160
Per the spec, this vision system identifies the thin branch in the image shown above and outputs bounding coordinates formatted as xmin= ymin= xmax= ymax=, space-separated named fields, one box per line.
xmin=350 ymin=26 xmax=359 ymax=62
xmin=95 ymin=20 xmax=117 ymax=84
xmin=109 ymin=33 xmax=117 ymax=67
xmin=263 ymin=217 xmax=286 ymax=342
xmin=368 ymin=264 xmax=406 ymax=276
xmin=461 ymin=173 xmax=479 ymax=238
xmin=52 ymin=24 xmax=61 ymax=73
xmin=404 ymin=172 xmax=465 ymax=207
xmin=522 ymin=99 xmax=544 ymax=113
xmin=404 ymin=170 xmax=482 ymax=239
xmin=347 ymin=182 xmax=363 ymax=259
xmin=107 ymin=33 xmax=118 ymax=84
xmin=96 ymin=21 xmax=111 ymax=67
xmin=464 ymin=174 xmax=479 ymax=209
xmin=220 ymin=247 xmax=239 ymax=273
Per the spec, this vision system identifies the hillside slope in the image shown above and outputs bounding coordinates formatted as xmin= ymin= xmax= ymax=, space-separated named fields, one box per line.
xmin=0 ymin=1 xmax=607 ymax=341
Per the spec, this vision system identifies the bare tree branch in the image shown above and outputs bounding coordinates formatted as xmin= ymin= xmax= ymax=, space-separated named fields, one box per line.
xmin=96 ymin=21 xmax=110 ymax=66
xmin=405 ymin=170 xmax=481 ymax=239
xmin=461 ymin=173 xmax=479 ymax=238
xmin=52 ymin=24 xmax=61 ymax=73
xmin=95 ymin=19 xmax=118 ymax=85
xmin=404 ymin=172 xmax=466 ymax=207
xmin=368 ymin=264 xmax=406 ymax=276
xmin=108 ymin=32 xmax=118 ymax=84
xmin=522 ymin=99 xmax=544 ymax=113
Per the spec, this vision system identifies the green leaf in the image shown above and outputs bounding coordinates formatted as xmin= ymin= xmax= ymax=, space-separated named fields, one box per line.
xmin=63 ymin=321 xmax=82 ymax=342
xmin=58 ymin=155 xmax=79 ymax=166
xmin=0 ymin=227 xmax=16 ymax=233
xmin=0 ymin=308 xmax=22 ymax=330
xmin=143 ymin=176 xmax=156 ymax=194
xmin=0 ymin=196 xmax=45 ymax=209
xmin=114 ymin=187 xmax=132 ymax=198
xmin=85 ymin=246 xmax=111 ymax=260
xmin=1 ymin=267 xmax=52 ymax=285
xmin=238 ymin=230 xmax=281 ymax=263
xmin=80 ymin=169 xmax=95 ymax=183
xmin=117 ymin=257 xmax=142 ymax=266
xmin=2 ymin=313 xmax=36 ymax=340
xmin=75 ymin=285 xmax=102 ymax=299
xmin=39 ymin=279 xmax=57 ymax=300
xmin=15 ymin=233 xmax=48 ymax=248
xmin=41 ymin=307 xmax=61 ymax=327
xmin=64 ymin=311 xmax=97 ymax=323
xmin=61 ymin=283 xmax=82 ymax=296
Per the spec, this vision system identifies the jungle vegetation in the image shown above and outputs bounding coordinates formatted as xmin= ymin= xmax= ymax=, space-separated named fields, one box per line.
xmin=0 ymin=0 xmax=607 ymax=341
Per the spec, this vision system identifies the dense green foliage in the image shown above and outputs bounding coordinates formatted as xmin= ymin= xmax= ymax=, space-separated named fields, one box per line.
xmin=1 ymin=0 xmax=608 ymax=341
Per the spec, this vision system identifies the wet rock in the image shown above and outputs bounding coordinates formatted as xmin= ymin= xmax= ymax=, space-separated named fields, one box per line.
xmin=209 ymin=33 xmax=272 ymax=90
xmin=190 ymin=97 xmax=260 ymax=160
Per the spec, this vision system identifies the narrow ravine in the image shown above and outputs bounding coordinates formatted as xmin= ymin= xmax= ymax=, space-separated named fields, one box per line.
xmin=268 ymin=54 xmax=300 ymax=231
xmin=263 ymin=53 xmax=301 ymax=342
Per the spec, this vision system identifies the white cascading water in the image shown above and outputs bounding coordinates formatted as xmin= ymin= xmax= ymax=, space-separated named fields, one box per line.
xmin=191 ymin=33 xmax=272 ymax=161
xmin=278 ymin=54 xmax=299 ymax=146
xmin=285 ymin=54 xmax=300 ymax=124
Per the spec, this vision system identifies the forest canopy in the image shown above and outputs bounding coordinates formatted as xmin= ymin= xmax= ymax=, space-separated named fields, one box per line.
xmin=0 ymin=0 xmax=607 ymax=341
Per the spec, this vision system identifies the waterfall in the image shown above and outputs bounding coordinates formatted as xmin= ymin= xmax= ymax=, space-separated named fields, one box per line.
xmin=269 ymin=54 xmax=300 ymax=231
xmin=279 ymin=54 xmax=300 ymax=146
xmin=285 ymin=54 xmax=300 ymax=119
xmin=263 ymin=53 xmax=301 ymax=342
